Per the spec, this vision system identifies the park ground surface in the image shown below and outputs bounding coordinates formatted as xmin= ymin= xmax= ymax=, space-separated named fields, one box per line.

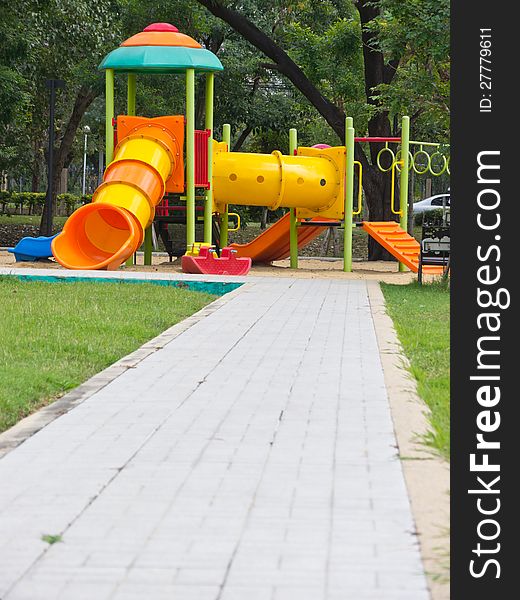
xmin=0 ymin=261 xmax=449 ymax=600
xmin=0 ymin=248 xmax=418 ymax=283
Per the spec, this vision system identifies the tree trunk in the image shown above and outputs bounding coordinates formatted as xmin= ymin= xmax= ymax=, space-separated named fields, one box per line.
xmin=260 ymin=207 xmax=268 ymax=229
xmin=232 ymin=125 xmax=253 ymax=152
xmin=39 ymin=86 xmax=98 ymax=235
xmin=195 ymin=0 xmax=345 ymax=137
xmin=31 ymin=136 xmax=42 ymax=192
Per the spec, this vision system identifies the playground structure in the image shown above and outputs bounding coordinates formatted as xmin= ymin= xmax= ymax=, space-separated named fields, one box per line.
xmin=50 ymin=23 xmax=450 ymax=275
xmin=8 ymin=234 xmax=58 ymax=262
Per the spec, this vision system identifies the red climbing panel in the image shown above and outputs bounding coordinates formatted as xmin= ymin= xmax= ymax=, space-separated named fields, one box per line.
xmin=181 ymin=246 xmax=252 ymax=275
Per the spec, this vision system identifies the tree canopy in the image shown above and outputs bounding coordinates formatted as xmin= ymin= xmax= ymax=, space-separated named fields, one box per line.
xmin=0 ymin=0 xmax=449 ymax=249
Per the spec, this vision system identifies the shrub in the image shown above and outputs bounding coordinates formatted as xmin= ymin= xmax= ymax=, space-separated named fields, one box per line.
xmin=0 ymin=191 xmax=87 ymax=215
xmin=0 ymin=191 xmax=10 ymax=214
xmin=414 ymin=208 xmax=447 ymax=227
xmin=57 ymin=193 xmax=81 ymax=216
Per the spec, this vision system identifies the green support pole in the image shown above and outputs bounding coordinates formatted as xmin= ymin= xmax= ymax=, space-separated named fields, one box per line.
xmin=289 ymin=128 xmax=298 ymax=269
xmin=399 ymin=115 xmax=410 ymax=272
xmin=220 ymin=123 xmax=231 ymax=248
xmin=343 ymin=118 xmax=355 ymax=272
xmin=126 ymin=73 xmax=138 ymax=266
xmin=143 ymin=219 xmax=153 ymax=265
xmin=186 ymin=69 xmax=196 ymax=250
xmin=105 ymin=69 xmax=115 ymax=164
xmin=127 ymin=73 xmax=136 ymax=116
xmin=204 ymin=73 xmax=214 ymax=245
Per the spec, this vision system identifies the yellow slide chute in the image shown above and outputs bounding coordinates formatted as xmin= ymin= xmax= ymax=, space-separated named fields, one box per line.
xmin=52 ymin=116 xmax=183 ymax=270
xmin=212 ymin=143 xmax=346 ymax=220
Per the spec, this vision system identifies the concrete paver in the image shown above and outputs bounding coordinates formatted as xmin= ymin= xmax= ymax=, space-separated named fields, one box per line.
xmin=0 ymin=276 xmax=429 ymax=599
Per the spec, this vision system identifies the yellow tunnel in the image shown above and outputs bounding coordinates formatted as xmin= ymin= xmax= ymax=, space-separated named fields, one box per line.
xmin=212 ymin=144 xmax=346 ymax=219
xmin=52 ymin=117 xmax=181 ymax=270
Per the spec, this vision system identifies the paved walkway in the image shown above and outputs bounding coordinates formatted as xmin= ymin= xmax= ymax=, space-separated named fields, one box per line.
xmin=0 ymin=276 xmax=428 ymax=599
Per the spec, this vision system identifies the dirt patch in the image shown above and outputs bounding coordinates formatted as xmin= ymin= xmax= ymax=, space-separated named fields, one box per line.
xmin=2 ymin=221 xmax=367 ymax=258
xmin=1 ymin=249 xmax=420 ymax=284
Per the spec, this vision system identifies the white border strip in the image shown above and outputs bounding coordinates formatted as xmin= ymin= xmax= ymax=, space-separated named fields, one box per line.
xmin=367 ymin=280 xmax=450 ymax=600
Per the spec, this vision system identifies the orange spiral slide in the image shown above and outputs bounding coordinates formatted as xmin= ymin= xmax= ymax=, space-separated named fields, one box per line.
xmin=52 ymin=116 xmax=184 ymax=270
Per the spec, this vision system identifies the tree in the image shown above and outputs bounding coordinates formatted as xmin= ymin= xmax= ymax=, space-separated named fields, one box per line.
xmin=194 ymin=0 xmax=449 ymax=259
xmin=1 ymin=0 xmax=122 ymax=231
xmin=28 ymin=0 xmax=122 ymax=233
xmin=0 ymin=1 xmax=31 ymax=175
xmin=365 ymin=0 xmax=450 ymax=141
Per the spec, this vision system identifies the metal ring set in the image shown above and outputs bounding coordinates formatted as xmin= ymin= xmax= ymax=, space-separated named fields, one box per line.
xmin=376 ymin=145 xmax=450 ymax=176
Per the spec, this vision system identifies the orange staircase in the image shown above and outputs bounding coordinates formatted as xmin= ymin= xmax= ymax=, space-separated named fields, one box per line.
xmin=361 ymin=221 xmax=444 ymax=274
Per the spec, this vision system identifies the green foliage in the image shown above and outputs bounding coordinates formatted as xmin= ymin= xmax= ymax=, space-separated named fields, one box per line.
xmin=413 ymin=207 xmax=447 ymax=227
xmin=41 ymin=534 xmax=63 ymax=545
xmin=0 ymin=0 xmax=122 ymax=179
xmin=1 ymin=0 xmax=450 ymax=195
xmin=0 ymin=191 xmax=90 ymax=214
xmin=366 ymin=0 xmax=450 ymax=139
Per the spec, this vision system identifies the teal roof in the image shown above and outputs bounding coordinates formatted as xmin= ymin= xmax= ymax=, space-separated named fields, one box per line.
xmin=98 ymin=46 xmax=223 ymax=73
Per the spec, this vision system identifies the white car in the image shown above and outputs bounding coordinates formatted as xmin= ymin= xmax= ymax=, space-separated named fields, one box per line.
xmin=413 ymin=193 xmax=450 ymax=214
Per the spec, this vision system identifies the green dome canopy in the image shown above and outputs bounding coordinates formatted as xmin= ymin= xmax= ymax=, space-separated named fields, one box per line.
xmin=98 ymin=45 xmax=224 ymax=73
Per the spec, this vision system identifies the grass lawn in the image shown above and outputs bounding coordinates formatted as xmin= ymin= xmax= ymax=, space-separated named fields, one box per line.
xmin=0 ymin=215 xmax=68 ymax=227
xmin=0 ymin=278 xmax=216 ymax=433
xmin=381 ymin=280 xmax=450 ymax=458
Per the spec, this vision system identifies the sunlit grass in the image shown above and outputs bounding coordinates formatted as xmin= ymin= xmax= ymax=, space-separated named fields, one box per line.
xmin=381 ymin=280 xmax=450 ymax=457
xmin=0 ymin=278 xmax=216 ymax=432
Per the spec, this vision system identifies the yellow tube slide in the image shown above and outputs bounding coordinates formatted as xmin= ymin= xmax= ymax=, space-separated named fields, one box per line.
xmin=52 ymin=121 xmax=178 ymax=270
xmin=212 ymin=146 xmax=345 ymax=218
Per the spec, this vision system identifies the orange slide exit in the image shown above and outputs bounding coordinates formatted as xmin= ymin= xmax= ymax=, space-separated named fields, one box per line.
xmin=52 ymin=116 xmax=184 ymax=270
xmin=231 ymin=213 xmax=332 ymax=263
xmin=362 ymin=221 xmax=444 ymax=274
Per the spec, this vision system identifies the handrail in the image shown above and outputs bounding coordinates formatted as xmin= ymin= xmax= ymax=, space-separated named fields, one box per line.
xmin=391 ymin=160 xmax=404 ymax=215
xmin=352 ymin=160 xmax=363 ymax=215
xmin=409 ymin=140 xmax=443 ymax=147
xmin=227 ymin=212 xmax=241 ymax=232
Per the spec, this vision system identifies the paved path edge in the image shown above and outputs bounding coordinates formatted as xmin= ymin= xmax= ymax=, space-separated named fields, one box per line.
xmin=366 ymin=280 xmax=450 ymax=600
xmin=0 ymin=283 xmax=248 ymax=460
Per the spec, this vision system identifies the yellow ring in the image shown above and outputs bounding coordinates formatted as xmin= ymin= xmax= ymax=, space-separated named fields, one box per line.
xmin=429 ymin=152 xmax=448 ymax=176
xmin=412 ymin=149 xmax=431 ymax=175
xmin=376 ymin=146 xmax=395 ymax=172
xmin=395 ymin=149 xmax=414 ymax=172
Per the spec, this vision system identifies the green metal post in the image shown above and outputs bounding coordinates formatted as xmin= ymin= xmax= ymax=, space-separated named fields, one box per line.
xmin=343 ymin=118 xmax=355 ymax=272
xmin=127 ymin=73 xmax=136 ymax=116
xmin=105 ymin=69 xmax=115 ymax=163
xmin=399 ymin=115 xmax=410 ymax=272
xmin=126 ymin=73 xmax=139 ymax=266
xmin=220 ymin=123 xmax=231 ymax=248
xmin=289 ymin=128 xmax=298 ymax=269
xmin=204 ymin=73 xmax=214 ymax=244
xmin=186 ymin=69 xmax=196 ymax=250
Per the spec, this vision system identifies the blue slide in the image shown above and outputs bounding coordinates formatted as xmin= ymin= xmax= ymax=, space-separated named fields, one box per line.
xmin=8 ymin=233 xmax=59 ymax=262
